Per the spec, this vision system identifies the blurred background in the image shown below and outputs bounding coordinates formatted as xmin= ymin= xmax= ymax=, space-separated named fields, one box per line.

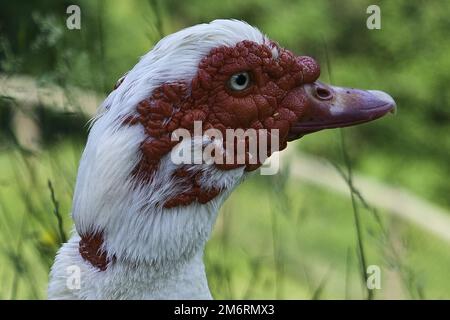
xmin=0 ymin=0 xmax=449 ymax=299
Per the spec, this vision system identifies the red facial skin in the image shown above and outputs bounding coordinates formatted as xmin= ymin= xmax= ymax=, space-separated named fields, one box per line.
xmin=127 ymin=40 xmax=320 ymax=207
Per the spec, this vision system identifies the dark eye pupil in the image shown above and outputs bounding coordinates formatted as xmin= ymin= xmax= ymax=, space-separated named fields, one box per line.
xmin=236 ymin=74 xmax=247 ymax=86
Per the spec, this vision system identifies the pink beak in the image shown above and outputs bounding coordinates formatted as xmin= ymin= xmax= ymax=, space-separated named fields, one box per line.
xmin=288 ymin=81 xmax=396 ymax=140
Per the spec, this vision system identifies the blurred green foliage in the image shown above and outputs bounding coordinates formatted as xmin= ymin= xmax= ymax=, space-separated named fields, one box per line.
xmin=1 ymin=0 xmax=448 ymax=207
xmin=0 ymin=0 xmax=449 ymax=299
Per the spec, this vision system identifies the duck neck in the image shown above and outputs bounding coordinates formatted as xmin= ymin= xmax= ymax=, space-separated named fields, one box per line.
xmin=73 ymin=198 xmax=225 ymax=299
xmin=71 ymin=149 xmax=245 ymax=298
xmin=110 ymin=245 xmax=212 ymax=299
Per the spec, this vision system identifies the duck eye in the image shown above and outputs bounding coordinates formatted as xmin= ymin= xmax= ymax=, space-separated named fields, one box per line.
xmin=228 ymin=72 xmax=250 ymax=91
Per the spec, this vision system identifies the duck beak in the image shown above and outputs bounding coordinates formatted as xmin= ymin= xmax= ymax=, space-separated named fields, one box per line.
xmin=288 ymin=82 xmax=396 ymax=140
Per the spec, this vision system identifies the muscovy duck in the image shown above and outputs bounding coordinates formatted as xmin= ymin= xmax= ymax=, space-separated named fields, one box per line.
xmin=48 ymin=19 xmax=395 ymax=299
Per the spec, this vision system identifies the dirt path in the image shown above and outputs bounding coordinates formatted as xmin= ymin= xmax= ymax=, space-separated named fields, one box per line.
xmin=281 ymin=151 xmax=450 ymax=243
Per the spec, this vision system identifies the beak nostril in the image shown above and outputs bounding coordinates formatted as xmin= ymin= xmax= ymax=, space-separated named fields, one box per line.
xmin=315 ymin=86 xmax=333 ymax=100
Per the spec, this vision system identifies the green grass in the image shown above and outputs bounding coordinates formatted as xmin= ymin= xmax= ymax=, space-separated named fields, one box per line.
xmin=1 ymin=140 xmax=450 ymax=299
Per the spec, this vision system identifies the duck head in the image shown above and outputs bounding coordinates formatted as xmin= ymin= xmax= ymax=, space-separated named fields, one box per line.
xmin=70 ymin=19 xmax=395 ymax=273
